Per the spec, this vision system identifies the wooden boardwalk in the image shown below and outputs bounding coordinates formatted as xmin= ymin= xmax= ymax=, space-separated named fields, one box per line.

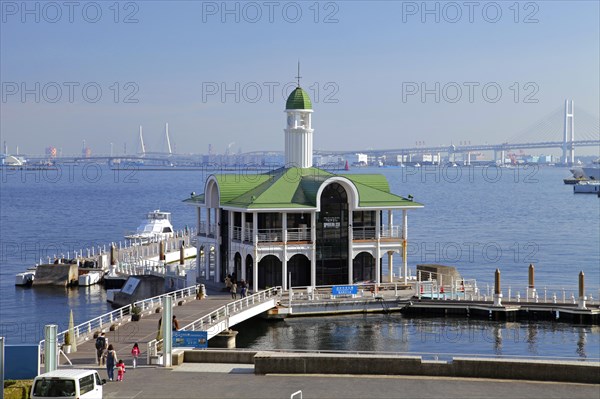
xmin=61 ymin=287 xmax=233 ymax=367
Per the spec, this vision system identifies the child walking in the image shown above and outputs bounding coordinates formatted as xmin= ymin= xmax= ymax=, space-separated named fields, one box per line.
xmin=131 ymin=343 xmax=140 ymax=368
xmin=116 ymin=359 xmax=126 ymax=382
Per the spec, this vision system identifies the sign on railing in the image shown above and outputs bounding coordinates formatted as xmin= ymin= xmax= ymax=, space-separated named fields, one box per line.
xmin=173 ymin=331 xmax=207 ymax=348
xmin=332 ymin=285 xmax=358 ymax=296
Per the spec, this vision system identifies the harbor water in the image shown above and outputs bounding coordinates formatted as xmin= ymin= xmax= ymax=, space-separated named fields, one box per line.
xmin=1 ymin=165 xmax=598 ymax=358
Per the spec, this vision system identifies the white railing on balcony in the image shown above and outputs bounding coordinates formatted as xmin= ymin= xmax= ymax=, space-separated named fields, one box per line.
xmin=380 ymin=225 xmax=401 ymax=238
xmin=198 ymin=222 xmax=216 ymax=237
xmin=232 ymin=226 xmax=242 ymax=241
xmin=287 ymin=227 xmax=311 ymax=242
xmin=353 ymin=226 xmax=376 ymax=240
xmin=257 ymin=228 xmax=283 ymax=242
xmin=353 ymin=226 xmax=401 ymax=240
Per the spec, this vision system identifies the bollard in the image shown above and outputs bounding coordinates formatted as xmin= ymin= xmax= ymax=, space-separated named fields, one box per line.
xmin=159 ymin=241 xmax=166 ymax=261
xmin=528 ymin=264 xmax=536 ymax=299
xmin=493 ymin=269 xmax=502 ymax=307
xmin=44 ymin=325 xmax=58 ymax=373
xmin=578 ymin=271 xmax=587 ymax=309
xmin=179 ymin=242 xmax=185 ymax=265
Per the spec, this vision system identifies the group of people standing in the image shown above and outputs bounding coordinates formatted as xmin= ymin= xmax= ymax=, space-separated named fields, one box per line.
xmin=225 ymin=274 xmax=248 ymax=299
xmin=94 ymin=332 xmax=140 ymax=382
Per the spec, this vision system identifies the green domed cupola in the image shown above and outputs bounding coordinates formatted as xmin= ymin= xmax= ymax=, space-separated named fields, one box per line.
xmin=286 ymin=87 xmax=312 ymax=110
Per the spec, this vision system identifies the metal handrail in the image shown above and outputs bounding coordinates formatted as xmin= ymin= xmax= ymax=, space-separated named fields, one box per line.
xmin=39 ymin=284 xmax=200 ymax=357
xmin=287 ymin=227 xmax=311 ymax=242
xmin=257 ymin=229 xmax=282 ymax=242
xmin=146 ymin=287 xmax=282 ymax=363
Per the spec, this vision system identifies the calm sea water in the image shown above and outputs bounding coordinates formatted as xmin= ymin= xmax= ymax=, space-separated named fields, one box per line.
xmin=1 ymin=164 xmax=598 ymax=358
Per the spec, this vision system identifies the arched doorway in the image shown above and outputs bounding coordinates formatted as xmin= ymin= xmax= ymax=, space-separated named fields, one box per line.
xmin=245 ymin=255 xmax=253 ymax=287
xmin=258 ymin=255 xmax=282 ymax=289
xmin=233 ymin=252 xmax=242 ymax=282
xmin=316 ymin=183 xmax=349 ymax=285
xmin=288 ymin=254 xmax=311 ymax=287
xmin=353 ymin=252 xmax=375 ymax=283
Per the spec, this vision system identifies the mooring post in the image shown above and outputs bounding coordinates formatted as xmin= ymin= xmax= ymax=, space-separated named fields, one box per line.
xmin=179 ymin=242 xmax=185 ymax=266
xmin=493 ymin=269 xmax=502 ymax=307
xmin=160 ymin=241 xmax=166 ymax=261
xmin=528 ymin=263 xmax=536 ymax=299
xmin=110 ymin=243 xmax=117 ymax=275
xmin=578 ymin=271 xmax=587 ymax=310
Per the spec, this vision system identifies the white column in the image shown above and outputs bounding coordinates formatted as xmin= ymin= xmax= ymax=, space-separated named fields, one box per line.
xmin=253 ymin=212 xmax=258 ymax=292
xmin=388 ymin=210 xmax=393 ymax=236
xmin=388 ymin=251 xmax=393 ymax=283
xmin=162 ymin=296 xmax=173 ymax=367
xmin=241 ymin=212 xmax=246 ymax=243
xmin=241 ymin=251 xmax=246 ymax=281
xmin=310 ymin=211 xmax=317 ymax=287
xmin=402 ymin=209 xmax=408 ymax=284
xmin=282 ymin=212 xmax=288 ymax=243
xmin=204 ymin=245 xmax=210 ymax=281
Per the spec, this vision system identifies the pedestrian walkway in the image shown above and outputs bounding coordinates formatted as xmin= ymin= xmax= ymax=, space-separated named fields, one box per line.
xmin=98 ymin=365 xmax=600 ymax=399
xmin=61 ymin=286 xmax=233 ymax=367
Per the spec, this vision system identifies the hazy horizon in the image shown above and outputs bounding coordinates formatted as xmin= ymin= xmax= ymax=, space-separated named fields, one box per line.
xmin=1 ymin=1 xmax=599 ymax=156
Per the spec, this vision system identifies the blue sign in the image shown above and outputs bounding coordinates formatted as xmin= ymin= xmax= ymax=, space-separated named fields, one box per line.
xmin=331 ymin=285 xmax=358 ymax=296
xmin=173 ymin=331 xmax=208 ymax=348
xmin=5 ymin=345 xmax=40 ymax=379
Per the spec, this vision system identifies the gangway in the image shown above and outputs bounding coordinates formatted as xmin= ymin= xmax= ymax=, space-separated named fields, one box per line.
xmin=147 ymin=287 xmax=282 ymax=361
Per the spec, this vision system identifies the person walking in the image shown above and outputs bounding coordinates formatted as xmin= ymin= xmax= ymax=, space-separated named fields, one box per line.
xmin=172 ymin=315 xmax=180 ymax=331
xmin=131 ymin=343 xmax=140 ymax=368
xmin=240 ymin=280 xmax=247 ymax=298
xmin=104 ymin=344 xmax=118 ymax=381
xmin=95 ymin=333 xmax=107 ymax=366
xmin=231 ymin=281 xmax=238 ymax=299
xmin=116 ymin=359 xmax=126 ymax=382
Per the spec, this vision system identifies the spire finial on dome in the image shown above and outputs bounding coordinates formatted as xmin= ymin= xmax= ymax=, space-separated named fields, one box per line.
xmin=295 ymin=60 xmax=301 ymax=87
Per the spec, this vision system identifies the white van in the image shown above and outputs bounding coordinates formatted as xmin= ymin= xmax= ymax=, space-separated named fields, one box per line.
xmin=31 ymin=369 xmax=105 ymax=399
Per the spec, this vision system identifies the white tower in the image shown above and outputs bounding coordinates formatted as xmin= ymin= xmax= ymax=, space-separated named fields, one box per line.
xmin=562 ymin=99 xmax=575 ymax=165
xmin=284 ymin=69 xmax=314 ymax=168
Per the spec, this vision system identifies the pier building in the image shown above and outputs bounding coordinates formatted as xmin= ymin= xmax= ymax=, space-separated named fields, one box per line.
xmin=186 ymin=81 xmax=422 ymax=292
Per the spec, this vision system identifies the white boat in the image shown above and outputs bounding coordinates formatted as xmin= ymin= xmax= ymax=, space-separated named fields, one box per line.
xmin=582 ymin=159 xmax=600 ymax=180
xmin=573 ymin=181 xmax=600 ymax=194
xmin=125 ymin=210 xmax=175 ymax=244
xmin=15 ymin=270 xmax=35 ymax=286
xmin=78 ymin=270 xmax=103 ymax=286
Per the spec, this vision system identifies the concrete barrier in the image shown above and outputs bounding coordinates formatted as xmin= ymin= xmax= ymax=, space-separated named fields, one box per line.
xmin=183 ymin=349 xmax=257 ymax=364
xmin=253 ymin=352 xmax=600 ymax=384
xmin=452 ymin=357 xmax=600 ymax=384
xmin=33 ymin=264 xmax=78 ymax=286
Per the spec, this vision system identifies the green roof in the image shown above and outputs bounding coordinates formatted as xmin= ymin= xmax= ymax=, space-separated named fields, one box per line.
xmin=286 ymin=87 xmax=312 ymax=110
xmin=185 ymin=167 xmax=423 ymax=210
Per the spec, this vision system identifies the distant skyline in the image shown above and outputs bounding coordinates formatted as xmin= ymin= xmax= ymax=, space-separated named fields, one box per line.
xmin=1 ymin=1 xmax=599 ymax=156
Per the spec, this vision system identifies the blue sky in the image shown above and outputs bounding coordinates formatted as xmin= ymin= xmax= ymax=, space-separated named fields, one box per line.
xmin=1 ymin=1 xmax=599 ymax=156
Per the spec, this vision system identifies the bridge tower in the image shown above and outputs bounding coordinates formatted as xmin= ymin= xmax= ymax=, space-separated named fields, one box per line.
xmin=562 ymin=99 xmax=575 ymax=165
